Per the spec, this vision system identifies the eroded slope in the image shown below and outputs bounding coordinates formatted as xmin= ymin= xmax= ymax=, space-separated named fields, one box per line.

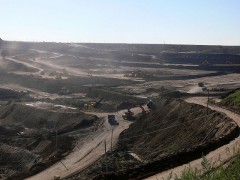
xmin=70 ymin=97 xmax=238 ymax=180
xmin=0 ymin=102 xmax=99 ymax=180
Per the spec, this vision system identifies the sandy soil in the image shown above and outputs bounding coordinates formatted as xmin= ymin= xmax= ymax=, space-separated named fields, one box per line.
xmin=8 ymin=51 xmax=138 ymax=80
xmin=145 ymin=97 xmax=240 ymax=179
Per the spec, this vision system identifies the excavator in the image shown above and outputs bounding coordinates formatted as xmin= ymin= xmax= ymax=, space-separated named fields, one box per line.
xmin=84 ymin=98 xmax=103 ymax=109
xmin=138 ymin=105 xmax=150 ymax=115
xmin=122 ymin=105 xmax=149 ymax=120
xmin=122 ymin=108 xmax=135 ymax=120
xmin=147 ymin=100 xmax=156 ymax=111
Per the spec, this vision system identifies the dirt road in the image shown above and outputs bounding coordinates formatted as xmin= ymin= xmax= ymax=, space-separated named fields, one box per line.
xmin=25 ymin=107 xmax=144 ymax=180
xmin=10 ymin=50 xmax=135 ymax=80
xmin=145 ymin=97 xmax=240 ymax=180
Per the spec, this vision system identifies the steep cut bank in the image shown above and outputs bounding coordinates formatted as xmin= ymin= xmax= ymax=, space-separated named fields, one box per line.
xmin=0 ymin=102 xmax=99 ymax=179
xmin=69 ymin=97 xmax=238 ymax=180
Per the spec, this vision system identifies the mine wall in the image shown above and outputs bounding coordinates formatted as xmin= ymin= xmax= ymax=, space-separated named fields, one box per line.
xmin=92 ymin=97 xmax=239 ymax=180
xmin=86 ymin=88 xmax=144 ymax=102
xmin=0 ymin=71 xmax=135 ymax=94
xmin=0 ymin=102 xmax=99 ymax=179
xmin=0 ymin=88 xmax=28 ymax=100
xmin=94 ymin=126 xmax=238 ymax=180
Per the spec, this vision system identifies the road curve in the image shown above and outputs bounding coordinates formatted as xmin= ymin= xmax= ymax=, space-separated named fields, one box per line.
xmin=25 ymin=107 xmax=144 ymax=180
xmin=145 ymin=97 xmax=240 ymax=180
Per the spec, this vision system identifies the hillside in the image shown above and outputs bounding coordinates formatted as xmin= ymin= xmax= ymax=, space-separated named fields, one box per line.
xmin=68 ymin=97 xmax=238 ymax=180
xmin=0 ymin=102 xmax=99 ymax=179
xmin=222 ymin=90 xmax=240 ymax=106
xmin=218 ymin=90 xmax=240 ymax=115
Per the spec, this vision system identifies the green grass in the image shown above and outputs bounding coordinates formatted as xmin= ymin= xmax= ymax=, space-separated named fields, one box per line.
xmin=223 ymin=91 xmax=240 ymax=106
xmin=177 ymin=155 xmax=240 ymax=180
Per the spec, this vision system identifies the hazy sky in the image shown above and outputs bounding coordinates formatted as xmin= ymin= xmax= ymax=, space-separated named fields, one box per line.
xmin=1 ymin=0 xmax=240 ymax=45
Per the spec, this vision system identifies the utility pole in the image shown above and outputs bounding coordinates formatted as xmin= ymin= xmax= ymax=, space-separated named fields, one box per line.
xmin=104 ymin=139 xmax=108 ymax=173
xmin=56 ymin=130 xmax=58 ymax=150
xmin=110 ymin=128 xmax=114 ymax=152
xmin=207 ymin=89 xmax=210 ymax=115
xmin=104 ymin=140 xmax=107 ymax=153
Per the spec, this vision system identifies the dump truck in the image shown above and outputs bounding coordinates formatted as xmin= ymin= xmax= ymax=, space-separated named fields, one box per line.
xmin=108 ymin=114 xmax=119 ymax=125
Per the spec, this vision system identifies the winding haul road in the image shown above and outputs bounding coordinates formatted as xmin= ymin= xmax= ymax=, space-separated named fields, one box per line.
xmin=10 ymin=48 xmax=239 ymax=179
xmin=25 ymin=107 xmax=144 ymax=180
xmin=26 ymin=97 xmax=240 ymax=180
xmin=146 ymin=97 xmax=240 ymax=180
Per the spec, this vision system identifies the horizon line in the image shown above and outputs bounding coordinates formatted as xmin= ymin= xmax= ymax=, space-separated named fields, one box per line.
xmin=2 ymin=39 xmax=240 ymax=47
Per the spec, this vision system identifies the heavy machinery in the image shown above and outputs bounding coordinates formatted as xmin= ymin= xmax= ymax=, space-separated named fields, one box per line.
xmin=84 ymin=98 xmax=103 ymax=109
xmin=122 ymin=108 xmax=135 ymax=120
xmin=108 ymin=114 xmax=119 ymax=125
xmin=198 ymin=82 xmax=205 ymax=87
xmin=147 ymin=100 xmax=156 ymax=111
xmin=123 ymin=105 xmax=150 ymax=120
xmin=139 ymin=105 xmax=150 ymax=115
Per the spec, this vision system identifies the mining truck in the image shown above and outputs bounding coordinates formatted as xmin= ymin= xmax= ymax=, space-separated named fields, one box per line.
xmin=108 ymin=114 xmax=119 ymax=125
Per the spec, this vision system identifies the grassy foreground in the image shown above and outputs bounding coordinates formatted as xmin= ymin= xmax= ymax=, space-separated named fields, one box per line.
xmin=175 ymin=154 xmax=240 ymax=180
xmin=222 ymin=91 xmax=240 ymax=106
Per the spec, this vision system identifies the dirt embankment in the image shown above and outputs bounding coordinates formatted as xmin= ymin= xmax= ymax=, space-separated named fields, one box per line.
xmin=0 ymin=88 xmax=28 ymax=100
xmin=86 ymin=87 xmax=144 ymax=103
xmin=0 ymin=102 xmax=99 ymax=179
xmin=71 ymin=97 xmax=238 ymax=180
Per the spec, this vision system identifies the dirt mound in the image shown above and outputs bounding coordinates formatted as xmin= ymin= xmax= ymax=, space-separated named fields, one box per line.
xmin=0 ymin=143 xmax=41 ymax=172
xmin=69 ymin=97 xmax=238 ymax=180
xmin=118 ymin=98 xmax=237 ymax=160
xmin=0 ymin=58 xmax=38 ymax=72
xmin=87 ymin=88 xmax=142 ymax=103
xmin=0 ymin=102 xmax=98 ymax=134
xmin=0 ymin=102 xmax=99 ymax=179
xmin=0 ymin=135 xmax=74 ymax=180
xmin=0 ymin=88 xmax=27 ymax=100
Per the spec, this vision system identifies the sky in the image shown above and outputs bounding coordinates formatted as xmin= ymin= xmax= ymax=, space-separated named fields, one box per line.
xmin=1 ymin=0 xmax=240 ymax=45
